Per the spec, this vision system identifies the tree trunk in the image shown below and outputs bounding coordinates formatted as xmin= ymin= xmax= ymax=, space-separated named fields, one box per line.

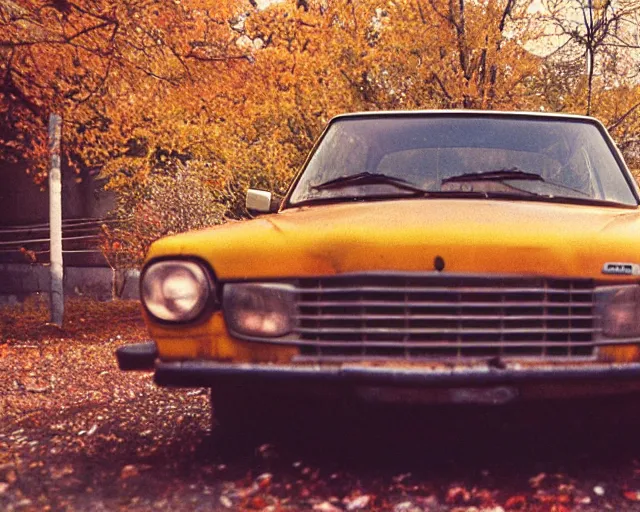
xmin=586 ymin=46 xmax=595 ymax=116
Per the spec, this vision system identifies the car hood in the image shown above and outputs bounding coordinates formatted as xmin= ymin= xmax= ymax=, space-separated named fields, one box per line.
xmin=147 ymin=199 xmax=640 ymax=280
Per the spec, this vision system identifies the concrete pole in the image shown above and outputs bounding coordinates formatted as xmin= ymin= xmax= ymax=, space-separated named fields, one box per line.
xmin=49 ymin=113 xmax=63 ymax=327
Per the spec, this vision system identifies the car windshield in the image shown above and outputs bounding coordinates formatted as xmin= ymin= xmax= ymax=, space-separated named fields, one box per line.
xmin=287 ymin=115 xmax=638 ymax=207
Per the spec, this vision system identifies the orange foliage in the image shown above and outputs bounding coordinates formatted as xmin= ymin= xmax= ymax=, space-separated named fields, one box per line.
xmin=1 ymin=0 xmax=639 ymax=264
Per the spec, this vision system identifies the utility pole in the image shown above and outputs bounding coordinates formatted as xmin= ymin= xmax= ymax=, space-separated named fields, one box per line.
xmin=49 ymin=113 xmax=63 ymax=327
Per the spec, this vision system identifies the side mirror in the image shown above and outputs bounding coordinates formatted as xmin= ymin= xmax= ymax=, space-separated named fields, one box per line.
xmin=246 ymin=189 xmax=281 ymax=215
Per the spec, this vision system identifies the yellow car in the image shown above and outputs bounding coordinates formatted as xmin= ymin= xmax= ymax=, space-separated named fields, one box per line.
xmin=117 ymin=110 xmax=640 ymax=436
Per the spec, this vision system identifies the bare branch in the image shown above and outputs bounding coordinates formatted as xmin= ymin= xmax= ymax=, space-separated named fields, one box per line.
xmin=608 ymin=101 xmax=640 ymax=132
xmin=185 ymin=52 xmax=252 ymax=63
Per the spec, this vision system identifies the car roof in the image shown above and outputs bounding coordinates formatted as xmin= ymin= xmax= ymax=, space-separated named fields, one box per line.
xmin=324 ymin=110 xmax=604 ymax=155
xmin=330 ymin=110 xmax=598 ymax=123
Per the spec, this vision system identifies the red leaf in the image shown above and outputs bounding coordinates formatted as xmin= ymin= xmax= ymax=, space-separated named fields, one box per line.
xmin=247 ymin=496 xmax=267 ymax=509
xmin=624 ymin=490 xmax=640 ymax=501
xmin=446 ymin=486 xmax=471 ymax=505
xmin=505 ymin=495 xmax=527 ymax=510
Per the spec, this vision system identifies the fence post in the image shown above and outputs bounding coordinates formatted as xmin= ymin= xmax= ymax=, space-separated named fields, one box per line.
xmin=49 ymin=113 xmax=63 ymax=327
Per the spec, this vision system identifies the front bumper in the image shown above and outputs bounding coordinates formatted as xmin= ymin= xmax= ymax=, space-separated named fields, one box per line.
xmin=153 ymin=360 xmax=640 ymax=386
xmin=116 ymin=342 xmax=158 ymax=371
xmin=155 ymin=359 xmax=640 ymax=403
xmin=116 ymin=342 xmax=640 ymax=403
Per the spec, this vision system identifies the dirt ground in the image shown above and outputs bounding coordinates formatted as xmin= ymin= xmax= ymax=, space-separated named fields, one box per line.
xmin=4 ymin=299 xmax=640 ymax=511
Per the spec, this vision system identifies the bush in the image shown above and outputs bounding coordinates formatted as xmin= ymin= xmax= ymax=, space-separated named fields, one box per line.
xmin=101 ymin=161 xmax=226 ymax=269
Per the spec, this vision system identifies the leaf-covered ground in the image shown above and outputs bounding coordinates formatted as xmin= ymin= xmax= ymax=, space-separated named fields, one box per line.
xmin=4 ymin=298 xmax=640 ymax=511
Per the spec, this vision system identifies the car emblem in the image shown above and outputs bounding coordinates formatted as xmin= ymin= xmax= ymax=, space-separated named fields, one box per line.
xmin=602 ymin=262 xmax=640 ymax=276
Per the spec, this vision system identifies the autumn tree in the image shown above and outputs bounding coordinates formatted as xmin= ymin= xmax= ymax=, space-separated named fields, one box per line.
xmin=536 ymin=0 xmax=640 ymax=174
xmin=0 ymin=0 xmax=256 ymax=261
xmin=0 ymin=0 xmax=254 ymax=182
xmin=210 ymin=0 xmax=548 ymax=217
xmin=410 ymin=0 xmax=544 ymax=109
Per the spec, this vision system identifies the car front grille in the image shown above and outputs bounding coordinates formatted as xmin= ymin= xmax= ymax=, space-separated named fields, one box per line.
xmin=293 ymin=274 xmax=596 ymax=360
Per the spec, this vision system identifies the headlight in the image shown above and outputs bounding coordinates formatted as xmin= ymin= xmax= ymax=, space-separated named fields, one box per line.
xmin=223 ymin=283 xmax=296 ymax=337
xmin=141 ymin=261 xmax=211 ymax=322
xmin=597 ymin=285 xmax=640 ymax=338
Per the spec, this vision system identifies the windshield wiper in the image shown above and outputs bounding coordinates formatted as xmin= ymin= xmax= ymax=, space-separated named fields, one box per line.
xmin=441 ymin=167 xmax=596 ymax=198
xmin=312 ymin=172 xmax=427 ymax=193
xmin=441 ymin=167 xmax=545 ymax=184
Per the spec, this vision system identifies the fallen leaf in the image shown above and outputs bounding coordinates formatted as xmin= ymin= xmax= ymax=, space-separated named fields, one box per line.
xmin=393 ymin=501 xmax=420 ymax=512
xmin=504 ymin=495 xmax=527 ymax=510
xmin=300 ymin=488 xmax=311 ymax=498
xmin=0 ymin=463 xmax=16 ymax=474
xmin=392 ymin=473 xmax=412 ymax=483
xmin=50 ymin=465 xmax=74 ymax=480
xmin=624 ymin=490 xmax=640 ymax=501
xmin=256 ymin=473 xmax=272 ymax=489
xmin=557 ymin=483 xmax=574 ymax=495
xmin=423 ymin=495 xmax=439 ymax=508
xmin=313 ymin=502 xmax=341 ymax=512
xmin=219 ymin=495 xmax=233 ymax=508
xmin=257 ymin=443 xmax=278 ymax=460
xmin=472 ymin=488 xmax=495 ymax=507
xmin=446 ymin=486 xmax=471 ymax=505
xmin=345 ymin=495 xmax=371 ymax=510
xmin=529 ymin=472 xmax=546 ymax=489
xmin=120 ymin=464 xmax=139 ymax=479
xmin=247 ymin=495 xmax=267 ymax=509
